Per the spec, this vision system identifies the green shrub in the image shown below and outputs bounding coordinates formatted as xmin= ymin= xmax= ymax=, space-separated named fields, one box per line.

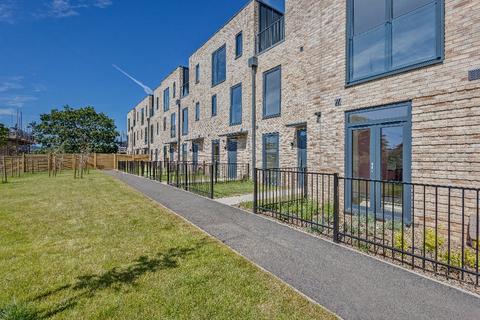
xmin=394 ymin=232 xmax=411 ymax=251
xmin=424 ymin=228 xmax=444 ymax=254
xmin=439 ymin=248 xmax=477 ymax=269
xmin=0 ymin=302 xmax=38 ymax=320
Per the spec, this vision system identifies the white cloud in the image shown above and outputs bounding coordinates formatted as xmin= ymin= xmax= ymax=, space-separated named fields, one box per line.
xmin=0 ymin=76 xmax=24 ymax=93
xmin=0 ymin=95 xmax=37 ymax=108
xmin=0 ymin=108 xmax=16 ymax=117
xmin=40 ymin=0 xmax=113 ymax=18
xmin=0 ymin=0 xmax=16 ymax=23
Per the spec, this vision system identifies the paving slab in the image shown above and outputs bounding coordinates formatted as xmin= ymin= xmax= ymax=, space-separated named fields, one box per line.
xmin=107 ymin=171 xmax=480 ymax=320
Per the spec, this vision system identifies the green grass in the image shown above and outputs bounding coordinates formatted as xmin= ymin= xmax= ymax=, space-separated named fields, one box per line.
xmin=212 ymin=180 xmax=254 ymax=198
xmin=0 ymin=171 xmax=335 ymax=320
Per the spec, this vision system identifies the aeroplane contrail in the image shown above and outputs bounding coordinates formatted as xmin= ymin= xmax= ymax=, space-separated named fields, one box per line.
xmin=112 ymin=64 xmax=153 ymax=95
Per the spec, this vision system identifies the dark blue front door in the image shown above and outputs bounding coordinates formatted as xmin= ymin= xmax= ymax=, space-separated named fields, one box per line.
xmin=227 ymin=139 xmax=237 ymax=179
xmin=192 ymin=143 xmax=199 ymax=165
xmin=297 ymin=129 xmax=307 ymax=186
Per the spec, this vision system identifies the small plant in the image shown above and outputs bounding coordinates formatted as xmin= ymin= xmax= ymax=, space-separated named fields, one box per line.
xmin=0 ymin=301 xmax=38 ymax=320
xmin=394 ymin=232 xmax=411 ymax=251
xmin=424 ymin=228 xmax=444 ymax=254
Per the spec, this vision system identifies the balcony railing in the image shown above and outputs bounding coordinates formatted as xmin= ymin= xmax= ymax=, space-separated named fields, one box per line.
xmin=257 ymin=16 xmax=285 ymax=53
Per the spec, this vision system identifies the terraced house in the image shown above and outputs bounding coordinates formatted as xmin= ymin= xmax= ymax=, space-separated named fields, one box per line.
xmin=127 ymin=0 xmax=480 ymax=224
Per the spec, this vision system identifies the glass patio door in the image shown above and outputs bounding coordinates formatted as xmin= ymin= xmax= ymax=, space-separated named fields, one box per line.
xmin=346 ymin=103 xmax=411 ymax=220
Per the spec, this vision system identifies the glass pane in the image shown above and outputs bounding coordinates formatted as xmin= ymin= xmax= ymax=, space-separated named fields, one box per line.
xmin=348 ymin=104 xmax=409 ymax=124
xmin=264 ymin=68 xmax=281 ymax=116
xmin=393 ymin=0 xmax=433 ymax=18
xmin=352 ymin=24 xmax=386 ymax=80
xmin=264 ymin=134 xmax=279 ymax=169
xmin=231 ymin=85 xmax=242 ymax=124
xmin=352 ymin=129 xmax=371 ymax=207
xmin=392 ymin=3 xmax=437 ymax=68
xmin=353 ymin=0 xmax=386 ymax=35
xmin=381 ymin=126 xmax=404 ymax=209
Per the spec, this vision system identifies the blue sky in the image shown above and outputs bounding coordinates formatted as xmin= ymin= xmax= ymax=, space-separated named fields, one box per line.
xmin=0 ymin=0 xmax=284 ymax=137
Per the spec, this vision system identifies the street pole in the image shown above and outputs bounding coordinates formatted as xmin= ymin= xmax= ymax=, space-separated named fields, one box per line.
xmin=249 ymin=56 xmax=258 ymax=177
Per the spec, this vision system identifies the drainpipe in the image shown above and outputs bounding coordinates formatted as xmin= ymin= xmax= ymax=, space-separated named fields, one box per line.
xmin=249 ymin=56 xmax=258 ymax=176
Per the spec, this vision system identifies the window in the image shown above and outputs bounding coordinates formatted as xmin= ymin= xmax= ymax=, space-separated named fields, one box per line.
xmin=211 ymin=95 xmax=217 ymax=116
xmin=150 ymin=124 xmax=154 ymax=143
xmin=263 ymin=66 xmax=281 ymax=118
xmin=144 ymin=127 xmax=147 ymax=144
xmin=156 ymin=122 xmax=159 ymax=135
xmin=128 ymin=118 xmax=131 ymax=131
xmin=263 ymin=133 xmax=279 ymax=169
xmin=195 ymin=102 xmax=200 ymax=121
xmin=235 ymin=32 xmax=243 ymax=58
xmin=141 ymin=108 xmax=145 ymax=125
xmin=258 ymin=3 xmax=284 ymax=53
xmin=163 ymin=117 xmax=167 ymax=131
xmin=173 ymin=82 xmax=176 ymax=98
xmin=170 ymin=113 xmax=176 ymax=138
xmin=347 ymin=0 xmax=444 ymax=84
xmin=156 ymin=97 xmax=159 ymax=110
xmin=212 ymin=45 xmax=226 ymax=86
xmin=163 ymin=88 xmax=170 ymax=111
xmin=230 ymin=84 xmax=242 ymax=125
xmin=195 ymin=64 xmax=200 ymax=83
xmin=182 ymin=107 xmax=189 ymax=136
xmin=181 ymin=143 xmax=188 ymax=162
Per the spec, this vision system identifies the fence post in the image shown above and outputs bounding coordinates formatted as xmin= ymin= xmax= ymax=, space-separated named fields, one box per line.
xmin=22 ymin=154 xmax=26 ymax=172
xmin=94 ymin=153 xmax=97 ymax=169
xmin=2 ymin=156 xmax=7 ymax=183
xmin=184 ymin=162 xmax=188 ymax=190
xmin=210 ymin=163 xmax=214 ymax=199
xmin=253 ymin=168 xmax=258 ymax=213
xmin=333 ymin=173 xmax=340 ymax=243
xmin=176 ymin=163 xmax=179 ymax=188
xmin=113 ymin=154 xmax=117 ymax=170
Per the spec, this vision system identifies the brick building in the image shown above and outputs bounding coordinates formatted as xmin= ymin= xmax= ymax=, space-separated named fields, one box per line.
xmin=127 ymin=0 xmax=480 ymax=218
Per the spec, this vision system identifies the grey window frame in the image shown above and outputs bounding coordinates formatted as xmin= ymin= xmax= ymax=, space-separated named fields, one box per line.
xmin=170 ymin=113 xmax=176 ymax=138
xmin=163 ymin=87 xmax=170 ymax=111
xmin=346 ymin=0 xmax=445 ymax=86
xmin=211 ymin=94 xmax=218 ymax=117
xmin=263 ymin=66 xmax=282 ymax=119
xmin=182 ymin=107 xmax=189 ymax=136
xmin=235 ymin=31 xmax=243 ymax=58
xmin=211 ymin=44 xmax=226 ymax=87
xmin=262 ymin=132 xmax=280 ymax=169
xmin=230 ymin=83 xmax=242 ymax=126
xmin=195 ymin=102 xmax=200 ymax=121
xmin=195 ymin=64 xmax=200 ymax=84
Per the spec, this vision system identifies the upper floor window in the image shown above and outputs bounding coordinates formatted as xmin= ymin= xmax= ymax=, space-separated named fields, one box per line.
xmin=156 ymin=97 xmax=159 ymax=110
xmin=230 ymin=84 xmax=242 ymax=125
xmin=347 ymin=0 xmax=444 ymax=84
xmin=170 ymin=113 xmax=176 ymax=138
xmin=211 ymin=94 xmax=218 ymax=116
xmin=195 ymin=64 xmax=200 ymax=83
xmin=141 ymin=108 xmax=145 ymax=125
xmin=163 ymin=117 xmax=167 ymax=131
xmin=182 ymin=107 xmax=189 ymax=136
xmin=150 ymin=124 xmax=154 ymax=143
xmin=258 ymin=3 xmax=284 ymax=53
xmin=156 ymin=122 xmax=159 ymax=135
xmin=212 ymin=45 xmax=226 ymax=86
xmin=173 ymin=82 xmax=176 ymax=98
xmin=163 ymin=87 xmax=170 ymax=111
xmin=263 ymin=66 xmax=281 ymax=118
xmin=195 ymin=102 xmax=200 ymax=121
xmin=235 ymin=32 xmax=243 ymax=58
xmin=127 ymin=118 xmax=131 ymax=131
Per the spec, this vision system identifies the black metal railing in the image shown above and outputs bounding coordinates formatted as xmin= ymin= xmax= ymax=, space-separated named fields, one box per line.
xmin=117 ymin=160 xmax=250 ymax=199
xmin=254 ymin=168 xmax=480 ymax=287
xmin=257 ymin=16 xmax=285 ymax=53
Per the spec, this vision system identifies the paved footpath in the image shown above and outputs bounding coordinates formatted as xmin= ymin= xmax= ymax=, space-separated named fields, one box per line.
xmin=107 ymin=171 xmax=480 ymax=320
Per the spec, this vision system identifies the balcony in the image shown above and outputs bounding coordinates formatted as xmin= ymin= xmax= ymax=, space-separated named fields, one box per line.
xmin=257 ymin=16 xmax=284 ymax=53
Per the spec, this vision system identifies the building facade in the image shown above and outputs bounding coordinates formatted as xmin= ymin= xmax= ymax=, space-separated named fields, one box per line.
xmin=127 ymin=0 xmax=480 ymax=189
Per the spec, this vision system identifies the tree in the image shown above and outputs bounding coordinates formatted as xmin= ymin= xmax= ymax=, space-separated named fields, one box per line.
xmin=0 ymin=123 xmax=8 ymax=147
xmin=31 ymin=106 xmax=119 ymax=153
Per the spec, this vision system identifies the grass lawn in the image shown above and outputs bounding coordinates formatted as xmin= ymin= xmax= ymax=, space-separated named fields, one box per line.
xmin=0 ymin=171 xmax=336 ymax=320
xmin=212 ymin=180 xmax=253 ymax=198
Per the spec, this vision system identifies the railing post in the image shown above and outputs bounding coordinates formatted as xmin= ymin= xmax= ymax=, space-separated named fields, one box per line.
xmin=184 ymin=162 xmax=188 ymax=190
xmin=333 ymin=173 xmax=340 ymax=243
xmin=176 ymin=163 xmax=180 ymax=188
xmin=210 ymin=163 xmax=214 ymax=199
xmin=253 ymin=168 xmax=258 ymax=214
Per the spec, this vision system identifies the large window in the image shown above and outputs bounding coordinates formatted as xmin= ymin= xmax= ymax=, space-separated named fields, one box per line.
xmin=235 ymin=32 xmax=243 ymax=58
xmin=211 ymin=95 xmax=217 ymax=116
xmin=230 ymin=84 xmax=242 ymax=125
xmin=163 ymin=88 xmax=170 ymax=111
xmin=182 ymin=107 xmax=189 ymax=136
xmin=347 ymin=0 xmax=444 ymax=84
xmin=170 ymin=113 xmax=176 ymax=138
xmin=263 ymin=133 xmax=279 ymax=169
xmin=212 ymin=45 xmax=226 ymax=86
xmin=263 ymin=66 xmax=281 ymax=118
xmin=195 ymin=102 xmax=200 ymax=121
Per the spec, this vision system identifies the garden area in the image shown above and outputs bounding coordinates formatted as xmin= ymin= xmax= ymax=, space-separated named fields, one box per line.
xmin=0 ymin=171 xmax=335 ymax=319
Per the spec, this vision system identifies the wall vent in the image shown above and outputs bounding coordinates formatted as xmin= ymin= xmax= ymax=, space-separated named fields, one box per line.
xmin=468 ymin=68 xmax=480 ymax=81
xmin=335 ymin=98 xmax=342 ymax=107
